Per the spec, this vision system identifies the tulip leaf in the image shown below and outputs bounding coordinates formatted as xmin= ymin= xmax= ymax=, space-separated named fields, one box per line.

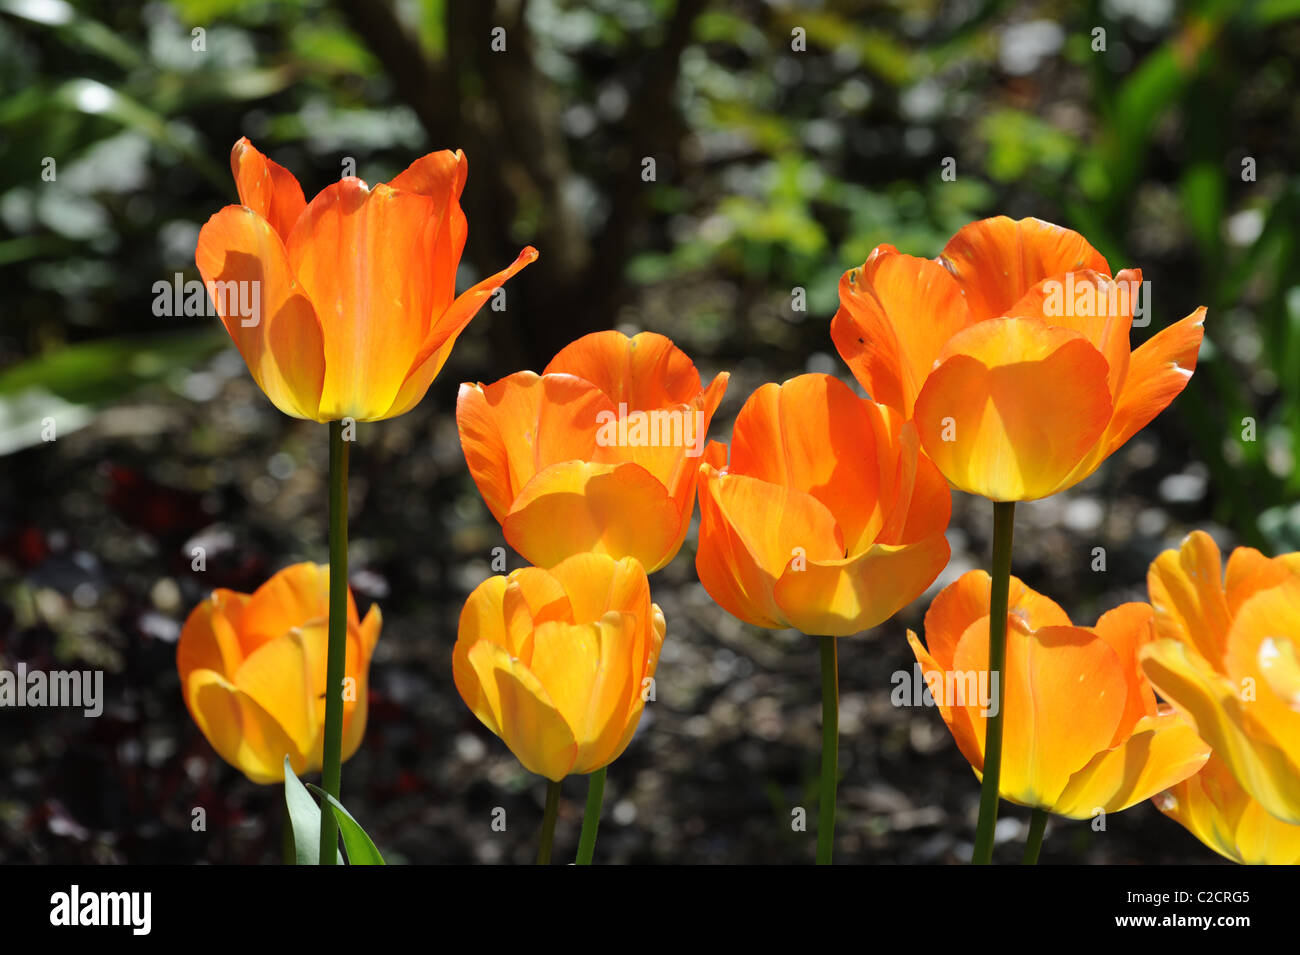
xmin=282 ymin=757 xmax=344 ymax=866
xmin=306 ymin=784 xmax=387 ymax=866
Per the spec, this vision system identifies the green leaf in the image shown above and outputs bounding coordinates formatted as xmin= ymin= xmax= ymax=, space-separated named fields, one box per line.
xmin=307 ymin=784 xmax=386 ymax=865
xmin=283 ymin=757 xmax=344 ymax=866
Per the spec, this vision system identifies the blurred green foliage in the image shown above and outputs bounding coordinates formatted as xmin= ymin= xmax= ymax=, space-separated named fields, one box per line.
xmin=2 ymin=0 xmax=1300 ymax=548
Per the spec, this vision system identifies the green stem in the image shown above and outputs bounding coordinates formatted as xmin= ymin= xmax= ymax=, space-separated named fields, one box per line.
xmin=537 ymin=780 xmax=562 ymax=865
xmin=971 ymin=500 xmax=1015 ymax=865
xmin=1022 ymin=808 xmax=1049 ymax=865
xmin=319 ymin=420 xmax=350 ymax=865
xmin=575 ymin=767 xmax=607 ymax=865
xmin=817 ymin=634 xmax=839 ymax=865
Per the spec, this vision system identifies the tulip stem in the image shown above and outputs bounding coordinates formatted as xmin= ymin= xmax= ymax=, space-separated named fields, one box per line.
xmin=319 ymin=420 xmax=350 ymax=866
xmin=575 ymin=767 xmax=606 ymax=865
xmin=537 ymin=780 xmax=562 ymax=865
xmin=972 ymin=500 xmax=1015 ymax=865
xmin=817 ymin=634 xmax=839 ymax=865
xmin=1022 ymin=808 xmax=1048 ymax=865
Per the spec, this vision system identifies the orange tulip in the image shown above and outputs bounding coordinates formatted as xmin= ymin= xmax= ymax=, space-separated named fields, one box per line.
xmin=1154 ymin=751 xmax=1300 ymax=865
xmin=695 ymin=373 xmax=951 ymax=637
xmin=457 ymin=330 xmax=728 ymax=571
xmin=177 ymin=563 xmax=381 ymax=784
xmin=1140 ymin=530 xmax=1300 ymax=823
xmin=196 ymin=137 xmax=537 ymax=422
xmin=907 ymin=571 xmax=1209 ymax=817
xmin=453 ymin=553 xmax=665 ymax=781
xmin=832 ymin=215 xmax=1206 ymax=501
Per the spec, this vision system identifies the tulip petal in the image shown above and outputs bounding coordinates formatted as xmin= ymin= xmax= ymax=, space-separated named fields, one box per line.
xmin=547 ymin=553 xmax=652 ymax=625
xmin=457 ymin=372 xmax=612 ymax=525
xmin=195 ymin=206 xmax=326 ymax=419
xmin=466 ymin=640 xmax=578 ymax=781
xmin=386 ymin=148 xmax=468 ymax=308
xmin=239 ymin=562 xmax=357 ymax=657
xmin=695 ymin=466 xmax=845 ymax=630
xmin=503 ymin=460 xmax=682 ymax=571
xmin=730 ymin=374 xmax=888 ymax=554
xmin=919 ymin=570 xmax=1072 ymax=673
xmin=529 ymin=612 xmax=638 ymax=773
xmin=1005 ymin=269 xmax=1139 ymax=401
xmin=914 ymin=317 xmax=1112 ymax=500
xmin=287 ymin=178 xmax=446 ymax=421
xmin=1147 ymin=529 xmax=1231 ymax=662
xmin=233 ymin=621 xmax=330 ymax=766
xmin=1053 ymin=711 xmax=1210 ymax=817
xmin=1223 ymin=581 xmax=1300 ymax=757
xmin=1097 ymin=306 xmax=1205 ymax=460
xmin=185 ymin=668 xmax=305 ymax=784
xmin=384 ymin=245 xmax=539 ymax=419
xmin=937 ymin=216 xmax=1111 ymax=323
xmin=955 ymin=622 xmax=1127 ymax=809
xmin=1159 ymin=752 xmax=1300 ymax=865
xmin=1141 ymin=637 xmax=1300 ymax=823
xmin=904 ymin=628 xmax=982 ymax=769
xmin=1092 ymin=601 xmax=1160 ymax=736
xmin=231 ymin=137 xmax=307 ymax=242
xmin=177 ymin=589 xmax=250 ymax=682
xmin=774 ymin=538 xmax=950 ymax=637
xmin=545 ymin=330 xmax=711 ymax=410
xmin=830 ymin=245 xmax=973 ymax=416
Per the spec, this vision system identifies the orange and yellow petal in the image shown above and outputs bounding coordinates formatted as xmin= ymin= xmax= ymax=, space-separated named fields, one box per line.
xmin=773 ymin=537 xmax=950 ymax=637
xmin=954 ymin=621 xmax=1128 ymax=809
xmin=384 ymin=246 xmax=538 ymax=420
xmin=177 ymin=589 xmax=250 ymax=683
xmin=464 ymin=640 xmax=578 ymax=781
xmin=695 ymin=466 xmax=846 ymax=630
xmin=1005 ymin=269 xmax=1138 ymax=401
xmin=386 ymin=148 xmax=468 ymax=309
xmin=1141 ymin=636 xmax=1300 ymax=824
xmin=1052 ymin=710 xmax=1210 ymax=818
xmin=456 ymin=372 xmax=611 ymax=525
xmin=1156 ymin=752 xmax=1300 ymax=864
xmin=937 ymin=216 xmax=1111 ymax=323
xmin=230 ymin=137 xmax=306 ymax=243
xmin=830 ymin=245 xmax=973 ymax=416
xmin=184 ymin=668 xmax=305 ymax=784
xmin=503 ymin=460 xmax=682 ymax=571
xmin=544 ymin=330 xmax=710 ymax=411
xmin=914 ymin=318 xmax=1113 ymax=501
xmin=195 ymin=206 xmax=326 ymax=419
xmin=286 ymin=179 xmax=443 ymax=421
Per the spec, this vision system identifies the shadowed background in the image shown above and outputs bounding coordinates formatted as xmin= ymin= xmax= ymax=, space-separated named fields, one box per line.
xmin=2 ymin=0 xmax=1298 ymax=863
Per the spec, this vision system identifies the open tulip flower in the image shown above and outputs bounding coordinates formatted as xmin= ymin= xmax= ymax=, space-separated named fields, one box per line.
xmin=832 ymin=215 xmax=1206 ymax=501
xmin=457 ymin=330 xmax=728 ymax=572
xmin=1153 ymin=751 xmax=1300 ymax=865
xmin=908 ymin=571 xmax=1210 ymax=818
xmin=1140 ymin=530 xmax=1300 ymax=824
xmin=695 ymin=373 xmax=951 ymax=637
xmin=177 ymin=563 xmax=381 ymax=785
xmin=196 ymin=137 xmax=537 ymax=422
xmin=453 ymin=553 xmax=665 ymax=782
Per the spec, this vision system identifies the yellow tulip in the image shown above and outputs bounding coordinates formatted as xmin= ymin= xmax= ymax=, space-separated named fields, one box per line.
xmin=177 ymin=563 xmax=381 ymax=784
xmin=909 ymin=571 xmax=1209 ymax=816
xmin=453 ymin=553 xmax=664 ymax=781
xmin=1154 ymin=751 xmax=1300 ymax=864
xmin=1141 ymin=530 xmax=1300 ymax=823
